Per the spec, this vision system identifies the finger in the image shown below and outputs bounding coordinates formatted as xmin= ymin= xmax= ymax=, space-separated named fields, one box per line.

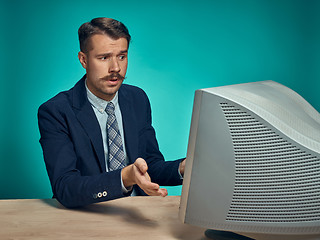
xmin=134 ymin=158 xmax=148 ymax=173
xmin=138 ymin=178 xmax=163 ymax=195
xmin=144 ymin=188 xmax=163 ymax=196
xmin=140 ymin=179 xmax=160 ymax=190
xmin=144 ymin=187 xmax=168 ymax=197
xmin=133 ymin=164 xmax=151 ymax=182
xmin=158 ymin=188 xmax=168 ymax=197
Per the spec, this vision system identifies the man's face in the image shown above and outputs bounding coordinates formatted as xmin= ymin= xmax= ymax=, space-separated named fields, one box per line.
xmin=78 ymin=34 xmax=128 ymax=101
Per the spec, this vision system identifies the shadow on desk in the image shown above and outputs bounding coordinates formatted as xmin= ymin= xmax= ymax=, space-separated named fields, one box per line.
xmin=38 ymin=196 xmax=207 ymax=240
xmin=41 ymin=198 xmax=64 ymax=209
xmin=40 ymin=198 xmax=158 ymax=228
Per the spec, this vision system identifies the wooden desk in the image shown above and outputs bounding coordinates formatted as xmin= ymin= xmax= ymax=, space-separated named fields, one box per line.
xmin=0 ymin=196 xmax=206 ymax=240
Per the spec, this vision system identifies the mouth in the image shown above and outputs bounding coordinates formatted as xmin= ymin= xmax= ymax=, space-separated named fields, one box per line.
xmin=105 ymin=78 xmax=120 ymax=87
xmin=109 ymin=77 xmax=118 ymax=82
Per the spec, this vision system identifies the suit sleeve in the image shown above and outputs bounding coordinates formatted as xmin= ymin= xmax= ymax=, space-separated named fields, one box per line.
xmin=38 ymin=101 xmax=130 ymax=208
xmin=138 ymin=91 xmax=183 ymax=186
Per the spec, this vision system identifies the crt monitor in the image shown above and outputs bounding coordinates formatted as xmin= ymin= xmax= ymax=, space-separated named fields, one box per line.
xmin=179 ymin=81 xmax=320 ymax=240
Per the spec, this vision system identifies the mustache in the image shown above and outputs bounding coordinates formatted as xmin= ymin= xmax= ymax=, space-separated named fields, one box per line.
xmin=101 ymin=73 xmax=125 ymax=81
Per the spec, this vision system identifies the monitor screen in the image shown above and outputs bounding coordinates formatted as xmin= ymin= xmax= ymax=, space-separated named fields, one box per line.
xmin=179 ymin=81 xmax=320 ymax=240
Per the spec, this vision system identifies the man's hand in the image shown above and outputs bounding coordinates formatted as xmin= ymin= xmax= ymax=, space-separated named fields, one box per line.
xmin=121 ymin=158 xmax=168 ymax=197
xmin=179 ymin=159 xmax=186 ymax=177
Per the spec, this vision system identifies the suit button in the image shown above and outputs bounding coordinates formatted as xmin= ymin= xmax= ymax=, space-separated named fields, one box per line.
xmin=93 ymin=193 xmax=98 ymax=199
xmin=97 ymin=192 xmax=102 ymax=198
xmin=102 ymin=191 xmax=107 ymax=197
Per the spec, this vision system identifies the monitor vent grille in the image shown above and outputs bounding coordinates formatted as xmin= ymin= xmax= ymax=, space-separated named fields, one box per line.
xmin=220 ymin=102 xmax=320 ymax=223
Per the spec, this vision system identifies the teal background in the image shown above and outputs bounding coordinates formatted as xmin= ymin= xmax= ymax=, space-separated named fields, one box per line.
xmin=0 ymin=0 xmax=319 ymax=199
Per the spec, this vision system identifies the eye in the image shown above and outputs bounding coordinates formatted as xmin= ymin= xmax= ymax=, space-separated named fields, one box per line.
xmin=98 ymin=55 xmax=111 ymax=61
xmin=119 ymin=55 xmax=127 ymax=60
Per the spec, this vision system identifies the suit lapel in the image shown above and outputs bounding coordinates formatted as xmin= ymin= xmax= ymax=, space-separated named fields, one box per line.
xmin=119 ymin=86 xmax=139 ymax=164
xmin=72 ymin=77 xmax=106 ymax=172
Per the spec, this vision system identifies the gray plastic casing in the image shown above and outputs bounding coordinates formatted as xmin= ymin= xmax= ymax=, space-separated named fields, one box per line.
xmin=179 ymin=81 xmax=320 ymax=237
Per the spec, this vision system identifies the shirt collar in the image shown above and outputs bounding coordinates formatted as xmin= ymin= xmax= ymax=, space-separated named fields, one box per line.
xmin=85 ymin=79 xmax=119 ymax=114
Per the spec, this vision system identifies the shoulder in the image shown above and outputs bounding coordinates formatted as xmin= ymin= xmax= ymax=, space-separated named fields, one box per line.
xmin=38 ymin=77 xmax=85 ymax=113
xmin=38 ymin=89 xmax=72 ymax=113
xmin=38 ymin=83 xmax=80 ymax=121
xmin=120 ymin=84 xmax=147 ymax=95
xmin=119 ymin=84 xmax=149 ymax=101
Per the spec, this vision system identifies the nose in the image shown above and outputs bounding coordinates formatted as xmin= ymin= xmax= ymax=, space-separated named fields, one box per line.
xmin=109 ymin=58 xmax=120 ymax=73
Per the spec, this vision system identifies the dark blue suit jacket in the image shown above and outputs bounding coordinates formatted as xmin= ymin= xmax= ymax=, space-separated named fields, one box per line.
xmin=38 ymin=76 xmax=183 ymax=208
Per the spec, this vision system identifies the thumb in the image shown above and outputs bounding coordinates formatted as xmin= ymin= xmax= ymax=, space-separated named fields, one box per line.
xmin=134 ymin=158 xmax=148 ymax=174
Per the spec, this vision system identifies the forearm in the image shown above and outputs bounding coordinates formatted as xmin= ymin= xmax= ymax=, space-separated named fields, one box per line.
xmin=53 ymin=169 xmax=129 ymax=208
xmin=147 ymin=158 xmax=184 ymax=186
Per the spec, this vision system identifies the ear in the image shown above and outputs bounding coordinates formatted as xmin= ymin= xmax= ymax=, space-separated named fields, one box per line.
xmin=78 ymin=51 xmax=87 ymax=69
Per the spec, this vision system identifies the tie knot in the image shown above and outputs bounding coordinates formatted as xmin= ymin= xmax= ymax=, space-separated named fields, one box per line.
xmin=106 ymin=102 xmax=115 ymax=115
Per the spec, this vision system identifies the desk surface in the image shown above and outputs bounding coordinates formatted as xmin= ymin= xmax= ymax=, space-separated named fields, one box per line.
xmin=0 ymin=196 xmax=206 ymax=240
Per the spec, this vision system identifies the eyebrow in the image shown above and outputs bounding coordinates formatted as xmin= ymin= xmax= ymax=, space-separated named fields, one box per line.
xmin=96 ymin=50 xmax=128 ymax=57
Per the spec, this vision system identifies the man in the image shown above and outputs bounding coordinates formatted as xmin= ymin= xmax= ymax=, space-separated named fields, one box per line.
xmin=38 ymin=17 xmax=186 ymax=208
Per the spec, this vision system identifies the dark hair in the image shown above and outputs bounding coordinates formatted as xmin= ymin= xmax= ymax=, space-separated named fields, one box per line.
xmin=78 ymin=17 xmax=131 ymax=53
